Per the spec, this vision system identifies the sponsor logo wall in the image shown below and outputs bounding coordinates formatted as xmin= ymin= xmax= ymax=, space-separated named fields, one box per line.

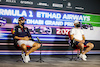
xmin=0 ymin=0 xmax=100 ymax=55
xmin=0 ymin=0 xmax=100 ymax=14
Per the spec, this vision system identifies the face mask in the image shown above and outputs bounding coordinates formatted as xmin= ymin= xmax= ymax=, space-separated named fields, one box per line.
xmin=21 ymin=23 xmax=24 ymax=26
xmin=76 ymin=24 xmax=80 ymax=27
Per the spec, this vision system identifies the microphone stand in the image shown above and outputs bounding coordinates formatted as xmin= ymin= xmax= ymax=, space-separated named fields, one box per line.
xmin=36 ymin=37 xmax=44 ymax=63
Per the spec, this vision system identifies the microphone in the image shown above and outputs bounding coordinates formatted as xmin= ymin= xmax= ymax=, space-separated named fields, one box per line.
xmin=37 ymin=37 xmax=41 ymax=43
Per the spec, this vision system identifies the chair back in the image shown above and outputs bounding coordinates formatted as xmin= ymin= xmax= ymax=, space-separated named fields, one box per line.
xmin=11 ymin=28 xmax=20 ymax=49
xmin=68 ymin=30 xmax=78 ymax=49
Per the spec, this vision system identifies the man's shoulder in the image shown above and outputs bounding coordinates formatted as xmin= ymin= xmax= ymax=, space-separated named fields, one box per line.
xmin=71 ymin=28 xmax=82 ymax=30
xmin=70 ymin=28 xmax=82 ymax=32
xmin=70 ymin=28 xmax=75 ymax=30
xmin=15 ymin=25 xmax=20 ymax=28
xmin=24 ymin=26 xmax=28 ymax=29
xmin=14 ymin=26 xmax=28 ymax=29
xmin=14 ymin=26 xmax=19 ymax=29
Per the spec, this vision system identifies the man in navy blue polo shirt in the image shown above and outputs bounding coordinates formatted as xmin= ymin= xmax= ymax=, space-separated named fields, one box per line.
xmin=14 ymin=17 xmax=40 ymax=63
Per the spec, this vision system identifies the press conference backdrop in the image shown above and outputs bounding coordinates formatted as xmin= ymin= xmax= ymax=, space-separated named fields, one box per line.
xmin=0 ymin=1 xmax=100 ymax=55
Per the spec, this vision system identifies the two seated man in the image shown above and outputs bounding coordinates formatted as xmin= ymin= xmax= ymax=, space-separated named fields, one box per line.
xmin=14 ymin=17 xmax=94 ymax=63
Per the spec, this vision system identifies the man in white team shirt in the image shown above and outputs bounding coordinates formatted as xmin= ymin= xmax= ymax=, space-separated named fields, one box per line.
xmin=70 ymin=20 xmax=94 ymax=61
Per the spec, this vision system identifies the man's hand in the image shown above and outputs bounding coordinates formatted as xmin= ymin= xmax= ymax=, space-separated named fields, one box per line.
xmin=74 ymin=38 xmax=85 ymax=43
xmin=79 ymin=40 xmax=85 ymax=43
xmin=23 ymin=36 xmax=30 ymax=41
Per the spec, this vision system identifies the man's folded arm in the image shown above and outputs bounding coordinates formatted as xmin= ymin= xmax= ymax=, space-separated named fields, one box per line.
xmin=70 ymin=34 xmax=81 ymax=42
